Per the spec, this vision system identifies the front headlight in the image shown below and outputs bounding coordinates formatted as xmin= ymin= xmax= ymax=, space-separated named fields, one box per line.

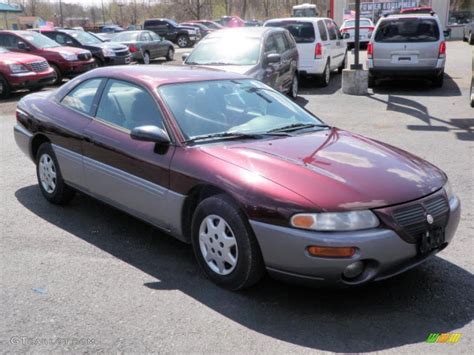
xmin=443 ymin=180 xmax=455 ymax=201
xmin=9 ymin=63 xmax=29 ymax=73
xmin=291 ymin=210 xmax=379 ymax=231
xmin=59 ymin=52 xmax=78 ymax=61
xmin=102 ymin=48 xmax=115 ymax=57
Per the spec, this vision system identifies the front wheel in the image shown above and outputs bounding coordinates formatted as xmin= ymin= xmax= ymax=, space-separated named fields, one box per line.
xmin=36 ymin=143 xmax=75 ymax=205
xmin=176 ymin=35 xmax=189 ymax=48
xmin=166 ymin=47 xmax=174 ymax=61
xmin=191 ymin=195 xmax=265 ymax=290
xmin=50 ymin=64 xmax=62 ymax=85
xmin=0 ymin=74 xmax=11 ymax=99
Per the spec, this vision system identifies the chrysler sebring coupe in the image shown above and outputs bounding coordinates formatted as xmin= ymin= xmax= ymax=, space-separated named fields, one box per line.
xmin=14 ymin=66 xmax=460 ymax=290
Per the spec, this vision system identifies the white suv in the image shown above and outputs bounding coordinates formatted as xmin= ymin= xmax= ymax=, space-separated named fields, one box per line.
xmin=265 ymin=17 xmax=347 ymax=87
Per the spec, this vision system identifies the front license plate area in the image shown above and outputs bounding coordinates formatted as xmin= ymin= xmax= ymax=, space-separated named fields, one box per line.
xmin=418 ymin=228 xmax=445 ymax=255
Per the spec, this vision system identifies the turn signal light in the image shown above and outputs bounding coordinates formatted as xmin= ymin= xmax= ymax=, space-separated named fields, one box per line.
xmin=291 ymin=215 xmax=314 ymax=229
xmin=367 ymin=42 xmax=373 ymax=59
xmin=307 ymin=246 xmax=356 ymax=258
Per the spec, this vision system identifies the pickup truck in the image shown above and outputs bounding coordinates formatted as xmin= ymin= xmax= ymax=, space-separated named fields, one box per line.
xmin=143 ymin=18 xmax=199 ymax=47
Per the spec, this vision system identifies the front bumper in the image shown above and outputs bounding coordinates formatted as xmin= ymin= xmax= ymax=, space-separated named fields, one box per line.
xmin=13 ymin=123 xmax=33 ymax=161
xmin=104 ymin=54 xmax=132 ymax=66
xmin=62 ymin=59 xmax=96 ymax=77
xmin=250 ymin=195 xmax=460 ymax=287
xmin=8 ymin=68 xmax=56 ymax=89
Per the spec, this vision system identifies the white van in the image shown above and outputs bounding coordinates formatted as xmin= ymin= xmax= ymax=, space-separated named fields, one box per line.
xmin=265 ymin=17 xmax=346 ymax=86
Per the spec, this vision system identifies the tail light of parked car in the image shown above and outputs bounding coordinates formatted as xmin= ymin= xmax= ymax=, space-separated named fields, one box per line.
xmin=367 ymin=42 xmax=373 ymax=59
xmin=314 ymin=43 xmax=323 ymax=59
xmin=438 ymin=41 xmax=446 ymax=58
xmin=128 ymin=44 xmax=138 ymax=53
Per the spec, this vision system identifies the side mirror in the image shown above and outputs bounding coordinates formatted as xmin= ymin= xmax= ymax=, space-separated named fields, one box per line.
xmin=342 ymin=32 xmax=350 ymax=39
xmin=17 ymin=41 xmax=29 ymax=51
xmin=131 ymin=125 xmax=170 ymax=144
xmin=182 ymin=53 xmax=190 ymax=61
xmin=265 ymin=53 xmax=281 ymax=65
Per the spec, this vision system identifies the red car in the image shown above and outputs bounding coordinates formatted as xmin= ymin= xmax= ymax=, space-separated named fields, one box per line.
xmin=221 ymin=16 xmax=245 ymax=28
xmin=13 ymin=66 xmax=460 ymax=290
xmin=0 ymin=30 xmax=95 ymax=85
xmin=0 ymin=48 xmax=56 ymax=98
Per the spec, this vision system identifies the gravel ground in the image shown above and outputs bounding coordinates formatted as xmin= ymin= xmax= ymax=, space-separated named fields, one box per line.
xmin=0 ymin=41 xmax=472 ymax=354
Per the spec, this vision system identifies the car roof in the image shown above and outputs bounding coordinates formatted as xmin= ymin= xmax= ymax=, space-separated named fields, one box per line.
xmin=206 ymin=27 xmax=280 ymax=38
xmin=80 ymin=65 xmax=248 ymax=88
xmin=380 ymin=13 xmax=439 ymax=20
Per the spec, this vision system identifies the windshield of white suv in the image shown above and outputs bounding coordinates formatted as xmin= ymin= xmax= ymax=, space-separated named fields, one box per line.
xmin=375 ymin=18 xmax=440 ymax=42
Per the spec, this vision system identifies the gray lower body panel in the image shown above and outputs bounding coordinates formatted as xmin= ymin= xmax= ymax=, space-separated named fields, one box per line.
xmin=13 ymin=123 xmax=33 ymax=161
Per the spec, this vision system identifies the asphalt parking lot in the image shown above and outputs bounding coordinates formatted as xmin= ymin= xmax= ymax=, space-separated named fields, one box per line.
xmin=0 ymin=41 xmax=472 ymax=354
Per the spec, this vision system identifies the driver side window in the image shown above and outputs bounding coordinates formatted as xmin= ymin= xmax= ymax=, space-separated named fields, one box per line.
xmin=95 ymin=79 xmax=164 ymax=131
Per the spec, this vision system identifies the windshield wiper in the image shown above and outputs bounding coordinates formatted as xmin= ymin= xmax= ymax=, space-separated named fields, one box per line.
xmin=184 ymin=131 xmax=290 ymax=144
xmin=267 ymin=122 xmax=331 ymax=133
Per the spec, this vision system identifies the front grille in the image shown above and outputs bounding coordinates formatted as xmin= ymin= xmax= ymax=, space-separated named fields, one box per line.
xmin=391 ymin=194 xmax=449 ymax=242
xmin=29 ymin=61 xmax=49 ymax=72
xmin=114 ymin=49 xmax=130 ymax=57
xmin=78 ymin=52 xmax=92 ymax=61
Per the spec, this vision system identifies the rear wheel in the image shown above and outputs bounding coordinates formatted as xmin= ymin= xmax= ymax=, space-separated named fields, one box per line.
xmin=142 ymin=51 xmax=151 ymax=64
xmin=191 ymin=194 xmax=265 ymax=290
xmin=36 ymin=143 xmax=75 ymax=205
xmin=0 ymin=75 xmax=11 ymax=99
xmin=50 ymin=64 xmax=62 ymax=85
xmin=431 ymin=72 xmax=444 ymax=88
xmin=289 ymin=73 xmax=298 ymax=99
xmin=166 ymin=47 xmax=174 ymax=61
xmin=177 ymin=35 xmax=190 ymax=48
xmin=319 ymin=61 xmax=330 ymax=87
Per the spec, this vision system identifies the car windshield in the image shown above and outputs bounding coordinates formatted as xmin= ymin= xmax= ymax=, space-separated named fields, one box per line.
xmin=186 ymin=37 xmax=261 ymax=65
xmin=69 ymin=31 xmax=102 ymax=45
xmin=266 ymin=21 xmax=315 ymax=43
xmin=23 ymin=31 xmax=60 ymax=48
xmin=112 ymin=32 xmax=139 ymax=42
xmin=344 ymin=19 xmax=372 ymax=27
xmin=158 ymin=79 xmax=326 ymax=142
xmin=375 ymin=18 xmax=440 ymax=42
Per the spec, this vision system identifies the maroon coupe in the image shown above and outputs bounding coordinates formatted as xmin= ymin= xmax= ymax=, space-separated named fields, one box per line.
xmin=14 ymin=66 xmax=460 ymax=290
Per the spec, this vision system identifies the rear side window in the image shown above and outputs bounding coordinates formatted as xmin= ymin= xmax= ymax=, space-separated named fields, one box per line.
xmin=0 ymin=34 xmax=22 ymax=49
xmin=62 ymin=79 xmax=103 ymax=115
xmin=144 ymin=20 xmax=159 ymax=27
xmin=375 ymin=18 xmax=440 ymax=43
xmin=266 ymin=21 xmax=315 ymax=43
xmin=274 ymin=33 xmax=288 ymax=52
xmin=317 ymin=21 xmax=328 ymax=41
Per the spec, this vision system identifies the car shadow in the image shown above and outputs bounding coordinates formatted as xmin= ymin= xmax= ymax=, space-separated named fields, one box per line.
xmin=299 ymin=72 xmax=343 ymax=96
xmin=14 ymin=185 xmax=473 ymax=352
xmin=368 ymin=95 xmax=474 ymax=141
xmin=371 ymin=73 xmax=462 ymax=97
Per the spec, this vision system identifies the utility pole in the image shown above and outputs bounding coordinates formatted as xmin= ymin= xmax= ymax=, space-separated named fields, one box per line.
xmin=351 ymin=0 xmax=362 ymax=70
xmin=59 ymin=0 xmax=64 ymax=27
xmin=118 ymin=3 xmax=124 ymax=27
xmin=101 ymin=0 xmax=106 ymax=25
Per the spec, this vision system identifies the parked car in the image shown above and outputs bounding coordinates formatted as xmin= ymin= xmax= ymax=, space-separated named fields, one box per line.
xmin=367 ymin=13 xmax=446 ymax=88
xmin=463 ymin=21 xmax=474 ymax=45
xmin=13 ymin=66 xmax=461 ymax=290
xmin=0 ymin=47 xmax=56 ymax=99
xmin=143 ymin=18 xmax=198 ymax=48
xmin=183 ymin=27 xmax=299 ymax=98
xmin=340 ymin=18 xmax=374 ymax=48
xmin=244 ymin=19 xmax=263 ymax=27
xmin=37 ymin=29 xmax=132 ymax=67
xmin=101 ymin=25 xmax=124 ymax=33
xmin=186 ymin=20 xmax=223 ymax=30
xmin=111 ymin=30 xmax=175 ymax=64
xmin=0 ymin=30 xmax=95 ymax=85
xmin=265 ymin=17 xmax=347 ymax=87
xmin=219 ymin=16 xmax=245 ymax=28
xmin=180 ymin=22 xmax=212 ymax=38
xmin=89 ymin=32 xmax=111 ymax=42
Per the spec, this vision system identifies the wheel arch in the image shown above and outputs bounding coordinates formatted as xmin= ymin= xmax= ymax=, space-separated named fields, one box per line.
xmin=31 ymin=133 xmax=51 ymax=161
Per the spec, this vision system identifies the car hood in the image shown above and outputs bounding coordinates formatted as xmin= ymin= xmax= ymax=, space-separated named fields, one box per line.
xmin=198 ymin=64 xmax=256 ymax=75
xmin=45 ymin=46 xmax=90 ymax=55
xmin=97 ymin=41 xmax=129 ymax=51
xmin=199 ymin=128 xmax=446 ymax=211
xmin=0 ymin=51 xmax=45 ymax=65
xmin=177 ymin=25 xmax=199 ymax=32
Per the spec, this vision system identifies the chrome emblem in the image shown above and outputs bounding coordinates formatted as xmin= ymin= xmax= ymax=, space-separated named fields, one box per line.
xmin=426 ymin=214 xmax=434 ymax=224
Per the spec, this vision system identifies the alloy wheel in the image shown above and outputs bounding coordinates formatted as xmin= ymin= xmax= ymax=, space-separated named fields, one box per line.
xmin=39 ymin=153 xmax=57 ymax=194
xmin=168 ymin=48 xmax=174 ymax=60
xmin=178 ymin=36 xmax=188 ymax=48
xmin=198 ymin=214 xmax=238 ymax=275
xmin=325 ymin=63 xmax=330 ymax=85
xmin=144 ymin=52 xmax=150 ymax=64
xmin=291 ymin=75 xmax=298 ymax=98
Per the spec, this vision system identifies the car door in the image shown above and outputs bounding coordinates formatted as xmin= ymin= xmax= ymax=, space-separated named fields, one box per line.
xmin=82 ymin=78 xmax=175 ymax=229
xmin=325 ymin=19 xmax=345 ymax=69
xmin=0 ymin=33 xmax=32 ymax=53
xmin=149 ymin=31 xmax=167 ymax=57
xmin=262 ymin=34 xmax=281 ymax=91
xmin=140 ymin=32 xmax=155 ymax=58
xmin=274 ymin=32 xmax=294 ymax=91
xmin=53 ymin=78 xmax=104 ymax=188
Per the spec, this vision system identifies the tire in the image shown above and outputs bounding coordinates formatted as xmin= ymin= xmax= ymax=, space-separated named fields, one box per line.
xmin=191 ymin=194 xmax=265 ymax=290
xmin=319 ymin=61 xmax=330 ymax=87
xmin=50 ymin=64 xmax=62 ymax=85
xmin=289 ymin=72 xmax=298 ymax=99
xmin=176 ymin=35 xmax=189 ymax=48
xmin=36 ymin=143 xmax=75 ymax=205
xmin=166 ymin=46 xmax=174 ymax=61
xmin=0 ymin=74 xmax=11 ymax=99
xmin=431 ymin=72 xmax=444 ymax=88
xmin=469 ymin=33 xmax=474 ymax=45
xmin=338 ymin=53 xmax=346 ymax=74
xmin=142 ymin=51 xmax=151 ymax=65
xmin=94 ymin=57 xmax=104 ymax=67
xmin=368 ymin=73 xmax=376 ymax=88
xmin=470 ymin=83 xmax=474 ymax=108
